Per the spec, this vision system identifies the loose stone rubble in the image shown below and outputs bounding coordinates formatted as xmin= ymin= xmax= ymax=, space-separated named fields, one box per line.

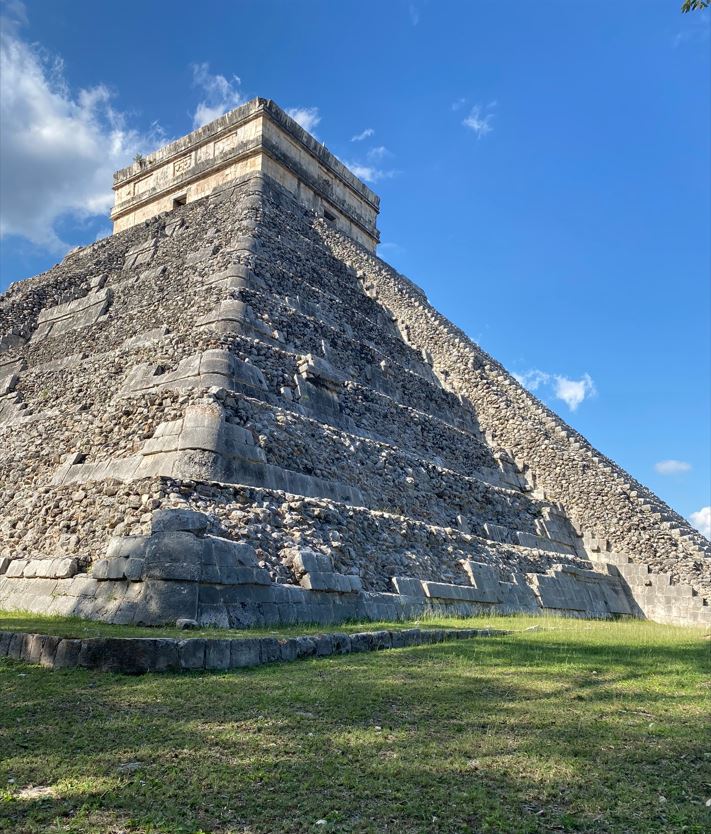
xmin=0 ymin=99 xmax=708 ymax=629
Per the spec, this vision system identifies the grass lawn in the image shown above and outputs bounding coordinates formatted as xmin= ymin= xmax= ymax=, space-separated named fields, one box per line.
xmin=1 ymin=615 xmax=709 ymax=834
xmin=0 ymin=610 xmax=498 ymax=641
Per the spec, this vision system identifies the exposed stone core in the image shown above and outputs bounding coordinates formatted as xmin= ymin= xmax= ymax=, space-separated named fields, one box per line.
xmin=1 ymin=103 xmax=708 ymax=628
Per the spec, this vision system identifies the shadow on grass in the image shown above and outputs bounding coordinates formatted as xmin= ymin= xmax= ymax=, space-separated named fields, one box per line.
xmin=1 ymin=629 xmax=709 ymax=834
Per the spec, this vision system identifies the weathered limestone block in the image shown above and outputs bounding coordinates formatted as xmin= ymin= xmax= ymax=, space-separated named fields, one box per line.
xmin=138 ymin=265 xmax=167 ymax=284
xmin=295 ymin=375 xmax=342 ymax=420
xmin=0 ymin=367 xmax=22 ymax=396
xmin=483 ymin=523 xmax=512 ymax=544
xmin=96 ymin=526 xmax=269 ymax=589
xmin=185 ymin=244 xmax=219 ymax=266
xmin=5 ymin=559 xmax=27 ymax=578
xmin=0 ymin=331 xmax=27 ymax=354
xmin=93 ymin=558 xmax=130 ymax=581
xmin=499 ymin=572 xmax=539 ymax=610
xmin=0 ymin=372 xmax=18 ymax=396
xmin=299 ymin=572 xmax=361 ymax=593
xmin=64 ymin=574 xmax=99 ymax=598
xmin=42 ymin=558 xmax=78 ymax=579
xmin=297 ymin=354 xmax=345 ymax=391
xmin=150 ymin=509 xmax=210 ymax=535
xmin=0 ymin=394 xmax=25 ymax=425
xmin=203 ymin=263 xmax=265 ymax=292
xmin=165 ymin=217 xmax=184 ymax=237
xmin=391 ymin=576 xmax=426 ymax=597
xmin=121 ymin=325 xmax=171 ymax=350
xmin=123 ymin=238 xmax=158 ymax=270
xmin=537 ymin=509 xmax=580 ymax=546
xmin=285 ymin=548 xmax=362 ymax=593
xmin=120 ymin=349 xmax=266 ymax=396
xmin=31 ymin=287 xmax=112 ymax=342
xmin=132 ymin=579 xmax=200 ymax=626
xmin=529 ymin=565 xmax=632 ymax=616
xmin=0 ymin=557 xmax=77 ymax=580
xmin=199 ymin=299 xmax=276 ymax=340
xmin=229 ymin=234 xmax=263 ymax=257
xmin=459 ymin=560 xmax=503 ymax=603
xmin=516 ymin=530 xmax=576 ymax=555
xmin=421 ymin=581 xmax=483 ymax=602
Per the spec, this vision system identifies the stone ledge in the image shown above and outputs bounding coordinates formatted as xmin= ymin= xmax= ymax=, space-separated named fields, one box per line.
xmin=0 ymin=626 xmax=506 ymax=675
xmin=2 ymin=557 xmax=78 ymax=580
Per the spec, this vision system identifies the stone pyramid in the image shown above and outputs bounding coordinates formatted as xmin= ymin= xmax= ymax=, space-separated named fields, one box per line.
xmin=1 ymin=98 xmax=708 ymax=628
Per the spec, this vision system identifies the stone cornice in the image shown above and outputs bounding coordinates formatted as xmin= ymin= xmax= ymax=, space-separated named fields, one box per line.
xmin=112 ymin=98 xmax=379 ymax=211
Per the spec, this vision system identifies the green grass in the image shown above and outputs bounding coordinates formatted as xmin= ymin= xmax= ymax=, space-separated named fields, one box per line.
xmin=1 ymin=616 xmax=709 ymax=834
xmin=0 ymin=610 xmax=501 ymax=640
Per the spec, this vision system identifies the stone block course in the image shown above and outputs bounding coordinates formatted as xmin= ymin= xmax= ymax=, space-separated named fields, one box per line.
xmin=0 ymin=625 xmax=506 ymax=673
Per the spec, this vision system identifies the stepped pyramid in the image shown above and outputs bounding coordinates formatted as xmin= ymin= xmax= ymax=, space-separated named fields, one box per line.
xmin=1 ymin=98 xmax=708 ymax=628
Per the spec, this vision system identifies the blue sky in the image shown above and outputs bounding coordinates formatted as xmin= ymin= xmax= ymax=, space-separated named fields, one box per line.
xmin=0 ymin=0 xmax=709 ymax=534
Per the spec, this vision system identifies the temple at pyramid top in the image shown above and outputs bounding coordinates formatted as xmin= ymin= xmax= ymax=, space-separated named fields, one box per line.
xmin=112 ymin=97 xmax=380 ymax=251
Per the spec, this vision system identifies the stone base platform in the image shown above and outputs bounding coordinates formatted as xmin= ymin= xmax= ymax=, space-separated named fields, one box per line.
xmin=0 ymin=508 xmax=649 ymax=628
xmin=0 ymin=626 xmax=506 ymax=675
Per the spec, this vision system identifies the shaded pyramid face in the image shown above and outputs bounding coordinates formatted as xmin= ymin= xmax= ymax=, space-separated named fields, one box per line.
xmin=1 ymin=169 xmax=709 ymax=628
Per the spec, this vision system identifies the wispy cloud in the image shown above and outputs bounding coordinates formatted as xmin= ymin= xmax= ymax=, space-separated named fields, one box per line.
xmin=463 ymin=102 xmax=496 ymax=138
xmin=408 ymin=3 xmax=420 ymax=26
xmin=654 ymin=459 xmax=692 ymax=475
xmin=0 ymin=1 xmax=164 ymax=252
xmin=367 ymin=145 xmax=390 ymax=161
xmin=514 ymin=369 xmax=597 ymax=411
xmin=514 ymin=370 xmax=550 ymax=392
xmin=191 ymin=62 xmax=244 ymax=129
xmin=340 ymin=140 xmax=398 ymax=184
xmin=340 ymin=160 xmax=398 ymax=184
xmin=351 ymin=127 xmax=375 ymax=142
xmin=285 ymin=106 xmax=321 ymax=135
xmin=379 ymin=241 xmax=404 ymax=255
xmin=451 ymin=97 xmax=467 ymax=111
xmin=689 ymin=506 xmax=711 ymax=539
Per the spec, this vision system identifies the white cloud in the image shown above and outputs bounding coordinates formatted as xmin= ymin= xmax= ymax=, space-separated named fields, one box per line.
xmin=2 ymin=0 xmax=26 ymax=26
xmin=351 ymin=127 xmax=374 ymax=142
xmin=451 ymin=97 xmax=466 ymax=111
xmin=553 ymin=373 xmax=596 ymax=411
xmin=339 ymin=160 xmax=398 ymax=185
xmin=689 ymin=506 xmax=711 ymax=539
xmin=513 ymin=369 xmax=550 ymax=392
xmin=367 ymin=145 xmax=391 ymax=161
xmin=654 ymin=460 xmax=692 ymax=475
xmin=191 ymin=62 xmax=244 ymax=128
xmin=379 ymin=241 xmax=404 ymax=254
xmin=514 ymin=369 xmax=597 ymax=411
xmin=339 ymin=141 xmax=398 ymax=184
xmin=463 ymin=103 xmax=495 ymax=138
xmin=285 ymin=106 xmax=321 ymax=135
xmin=0 ymin=4 xmax=163 ymax=253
